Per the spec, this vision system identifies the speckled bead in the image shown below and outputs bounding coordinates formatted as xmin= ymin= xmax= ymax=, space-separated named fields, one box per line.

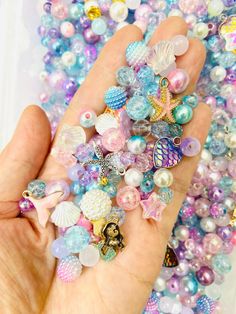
xmin=104 ymin=86 xmax=127 ymax=110
xmin=126 ymin=41 xmax=150 ymax=68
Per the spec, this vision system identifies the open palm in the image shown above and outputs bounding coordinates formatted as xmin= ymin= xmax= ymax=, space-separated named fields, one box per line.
xmin=0 ymin=17 xmax=211 ymax=314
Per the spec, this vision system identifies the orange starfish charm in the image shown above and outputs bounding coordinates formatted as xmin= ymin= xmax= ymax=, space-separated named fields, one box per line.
xmin=148 ymin=77 xmax=180 ymax=123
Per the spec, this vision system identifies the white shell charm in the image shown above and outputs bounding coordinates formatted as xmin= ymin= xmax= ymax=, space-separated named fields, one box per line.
xmin=95 ymin=113 xmax=118 ymax=135
xmin=51 ymin=201 xmax=81 ymax=228
xmin=146 ymin=40 xmax=176 ymax=75
xmin=55 ymin=124 xmax=86 ymax=153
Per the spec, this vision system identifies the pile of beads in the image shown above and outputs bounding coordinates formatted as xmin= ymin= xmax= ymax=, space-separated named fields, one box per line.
xmin=20 ymin=36 xmax=201 ymax=283
xmin=33 ymin=0 xmax=236 ymax=313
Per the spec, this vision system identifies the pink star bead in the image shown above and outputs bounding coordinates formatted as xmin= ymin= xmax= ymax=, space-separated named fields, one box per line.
xmin=140 ymin=192 xmax=167 ymax=222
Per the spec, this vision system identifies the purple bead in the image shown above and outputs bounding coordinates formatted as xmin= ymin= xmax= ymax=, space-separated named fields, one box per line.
xmin=18 ymin=197 xmax=34 ymax=213
xmin=84 ymin=45 xmax=97 ymax=63
xmin=78 ymin=171 xmax=92 ymax=186
xmin=222 ymin=0 xmax=236 ymax=6
xmin=209 ymin=203 xmax=225 ymax=218
xmin=38 ymin=25 xmax=47 ymax=37
xmin=75 ymin=143 xmax=94 ymax=162
xmin=43 ymin=51 xmax=53 ymax=64
xmin=67 ymin=164 xmax=85 ymax=181
xmin=51 ymin=237 xmax=70 ymax=259
xmin=208 ymin=186 xmax=225 ymax=202
xmin=180 ymin=137 xmax=201 ymax=157
xmin=217 ymin=226 xmax=233 ymax=241
xmin=120 ymin=152 xmax=136 ymax=167
xmin=48 ymin=27 xmax=60 ymax=39
xmin=79 ymin=16 xmax=91 ymax=29
xmin=43 ymin=2 xmax=52 ymax=13
xmin=181 ymin=205 xmax=195 ymax=220
xmin=196 ymin=266 xmax=215 ymax=286
xmin=167 ymin=276 xmax=180 ymax=294
xmin=63 ymin=79 xmax=77 ymax=95
xmin=83 ymin=28 xmax=100 ymax=44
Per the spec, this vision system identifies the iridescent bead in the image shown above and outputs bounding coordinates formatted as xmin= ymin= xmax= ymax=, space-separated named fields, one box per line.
xmin=126 ymin=41 xmax=150 ymax=68
xmin=18 ymin=197 xmax=34 ymax=213
xmin=153 ymin=169 xmax=173 ymax=187
xmin=60 ymin=21 xmax=75 ymax=38
xmin=102 ymin=183 xmax=117 ymax=197
xmin=51 ymin=237 xmax=70 ymax=259
xmin=64 ymin=226 xmax=90 ymax=253
xmin=124 ymin=168 xmax=143 ymax=187
xmin=209 ymin=203 xmax=225 ymax=218
xmin=180 ymin=137 xmax=201 ymax=157
xmin=218 ymin=52 xmax=236 ymax=69
xmin=182 ymin=94 xmax=198 ymax=108
xmin=109 ymin=2 xmax=128 ymax=22
xmin=159 ymin=187 xmax=173 ymax=204
xmin=151 ymin=121 xmax=170 ymax=138
xmin=126 ymin=96 xmax=151 ymax=120
xmin=45 ymin=180 xmax=70 ymax=201
xmin=208 ymin=0 xmax=224 ymax=16
xmin=57 ymin=255 xmax=82 ymax=282
xmin=212 ymin=253 xmax=232 ymax=274
xmin=132 ymin=120 xmax=151 ymax=137
xmin=79 ymin=245 xmax=100 ymax=267
xmin=134 ymin=153 xmax=153 ymax=172
xmin=137 ymin=66 xmax=155 ymax=85
xmin=69 ymin=3 xmax=84 ymax=19
xmin=196 ymin=295 xmax=216 ymax=314
xmin=167 ymin=68 xmax=190 ymax=94
xmin=102 ymin=128 xmax=126 ymax=152
xmin=209 ymin=139 xmax=227 ymax=156
xmin=203 ymin=233 xmax=222 ymax=254
xmin=169 ymin=123 xmax=183 ymax=138
xmin=116 ymin=66 xmax=136 ymax=87
xmin=140 ymin=176 xmax=155 ymax=193
xmin=104 ymin=86 xmax=127 ymax=110
xmin=116 ymin=186 xmax=140 ymax=211
xmin=127 ymin=135 xmax=146 ymax=154
xmin=27 ymin=180 xmax=46 ymax=198
xmin=171 ymin=35 xmax=189 ymax=56
xmin=180 ymin=275 xmax=198 ymax=296
xmin=91 ymin=17 xmax=107 ymax=35
xmin=173 ymin=104 xmax=193 ymax=124
xmin=193 ymin=22 xmax=209 ymax=39
xmin=70 ymin=181 xmax=85 ymax=196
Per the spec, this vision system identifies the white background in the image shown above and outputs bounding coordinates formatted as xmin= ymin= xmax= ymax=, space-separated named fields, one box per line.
xmin=0 ymin=1 xmax=236 ymax=313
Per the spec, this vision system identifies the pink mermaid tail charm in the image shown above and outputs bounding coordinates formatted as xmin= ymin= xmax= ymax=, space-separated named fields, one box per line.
xmin=22 ymin=190 xmax=63 ymax=228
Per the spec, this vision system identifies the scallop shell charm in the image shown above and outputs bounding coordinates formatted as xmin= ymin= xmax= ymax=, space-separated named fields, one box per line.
xmin=95 ymin=113 xmax=119 ymax=135
xmin=153 ymin=138 xmax=183 ymax=168
xmin=51 ymin=201 xmax=81 ymax=228
xmin=146 ymin=41 xmax=176 ymax=75
xmin=55 ymin=124 xmax=86 ymax=153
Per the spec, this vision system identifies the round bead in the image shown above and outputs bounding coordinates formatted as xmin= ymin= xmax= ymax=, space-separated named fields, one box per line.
xmin=124 ymin=168 xmax=144 ymax=187
xmin=132 ymin=120 xmax=151 ymax=137
xmin=151 ymin=121 xmax=170 ymax=138
xmin=46 ymin=180 xmax=70 ymax=201
xmin=27 ymin=180 xmax=46 ymax=198
xmin=104 ymin=86 xmax=127 ymax=110
xmin=116 ymin=186 xmax=140 ymax=211
xmin=126 ymin=41 xmax=150 ymax=68
xmin=64 ymin=226 xmax=90 ymax=253
xmin=57 ymin=255 xmax=82 ymax=282
xmin=210 ymin=66 xmax=227 ymax=82
xmin=153 ymin=169 xmax=173 ymax=188
xmin=193 ymin=23 xmax=209 ymax=39
xmin=180 ymin=275 xmax=198 ymax=296
xmin=61 ymin=51 xmax=76 ymax=67
xmin=60 ymin=21 xmax=75 ymax=38
xmin=102 ymin=128 xmax=126 ymax=152
xmin=127 ymin=135 xmax=146 ymax=154
xmin=203 ymin=233 xmax=222 ymax=254
xmin=126 ymin=0 xmax=141 ymax=10
xmin=116 ymin=66 xmax=136 ymax=87
xmin=80 ymin=189 xmax=112 ymax=220
xmin=173 ymin=104 xmax=193 ymax=124
xmin=200 ymin=217 xmax=216 ymax=232
xmin=79 ymin=110 xmax=97 ymax=128
xmin=171 ymin=35 xmax=189 ymax=56
xmin=180 ymin=137 xmax=201 ymax=157
xmin=69 ymin=3 xmax=84 ymax=19
xmin=126 ymin=96 xmax=151 ymax=121
xmin=79 ymin=245 xmax=100 ymax=267
xmin=18 ymin=197 xmax=34 ymax=213
xmin=109 ymin=2 xmax=128 ymax=22
xmin=212 ymin=253 xmax=232 ymax=274
xmin=167 ymin=69 xmax=190 ymax=94
xmin=51 ymin=237 xmax=70 ymax=259
xmin=91 ymin=17 xmax=107 ymax=35
xmin=208 ymin=0 xmax=225 ymax=16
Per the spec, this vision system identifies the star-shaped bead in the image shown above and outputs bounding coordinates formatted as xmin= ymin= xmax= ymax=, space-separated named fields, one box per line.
xmin=148 ymin=78 xmax=180 ymax=123
xmin=140 ymin=192 xmax=167 ymax=222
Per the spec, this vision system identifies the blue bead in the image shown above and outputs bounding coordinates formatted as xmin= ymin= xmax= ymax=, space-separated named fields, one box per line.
xmin=219 ymin=51 xmax=236 ymax=68
xmin=70 ymin=181 xmax=85 ymax=196
xmin=27 ymin=180 xmax=46 ymax=198
xmin=126 ymin=96 xmax=151 ymax=120
xmin=159 ymin=187 xmax=173 ymax=204
xmin=104 ymin=86 xmax=127 ymax=110
xmin=64 ymin=226 xmax=90 ymax=253
xmin=142 ymin=82 xmax=159 ymax=97
xmin=196 ymin=295 xmax=215 ymax=314
xmin=137 ymin=66 xmax=155 ymax=85
xmin=209 ymin=139 xmax=227 ymax=156
xmin=182 ymin=94 xmax=198 ymax=108
xmin=102 ymin=183 xmax=117 ymax=197
xmin=212 ymin=253 xmax=232 ymax=274
xmin=116 ymin=66 xmax=136 ymax=87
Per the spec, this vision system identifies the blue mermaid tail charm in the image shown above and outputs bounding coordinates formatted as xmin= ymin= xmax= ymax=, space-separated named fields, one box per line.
xmin=153 ymin=138 xmax=183 ymax=168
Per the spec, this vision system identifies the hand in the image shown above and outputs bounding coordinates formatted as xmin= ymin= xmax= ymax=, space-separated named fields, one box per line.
xmin=0 ymin=17 xmax=211 ymax=314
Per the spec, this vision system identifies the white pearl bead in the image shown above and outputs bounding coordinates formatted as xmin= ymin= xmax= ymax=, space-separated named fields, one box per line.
xmin=171 ymin=35 xmax=189 ymax=56
xmin=220 ymin=84 xmax=236 ymax=98
xmin=153 ymin=169 xmax=173 ymax=187
xmin=224 ymin=197 xmax=235 ymax=211
xmin=174 ymin=226 xmax=189 ymax=241
xmin=126 ymin=0 xmax=141 ymax=10
xmin=208 ymin=0 xmax=224 ymax=17
xmin=110 ymin=2 xmax=128 ymax=23
xmin=224 ymin=133 xmax=236 ymax=149
xmin=124 ymin=168 xmax=143 ymax=187
xmin=210 ymin=66 xmax=226 ymax=82
xmin=193 ymin=22 xmax=209 ymax=39
xmin=79 ymin=245 xmax=100 ymax=267
xmin=200 ymin=217 xmax=216 ymax=232
xmin=61 ymin=51 xmax=76 ymax=67
xmin=201 ymin=149 xmax=213 ymax=164
xmin=154 ymin=277 xmax=166 ymax=292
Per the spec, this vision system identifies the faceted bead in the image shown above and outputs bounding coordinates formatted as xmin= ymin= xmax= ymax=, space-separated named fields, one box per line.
xmin=104 ymin=86 xmax=127 ymax=110
xmin=173 ymin=104 xmax=193 ymax=124
xmin=27 ymin=180 xmax=46 ymax=198
xmin=18 ymin=197 xmax=34 ymax=213
xmin=180 ymin=137 xmax=201 ymax=157
xmin=151 ymin=121 xmax=170 ymax=138
xmin=75 ymin=143 xmax=94 ymax=162
xmin=79 ymin=245 xmax=100 ymax=267
xmin=132 ymin=120 xmax=151 ymax=137
xmin=169 ymin=123 xmax=183 ymax=138
xmin=126 ymin=96 xmax=151 ymax=120
xmin=209 ymin=139 xmax=227 ymax=156
xmin=57 ymin=255 xmax=82 ymax=282
xmin=102 ymin=128 xmax=126 ymax=152
xmin=159 ymin=187 xmax=173 ymax=204
xmin=134 ymin=153 xmax=153 ymax=172
xmin=212 ymin=253 xmax=232 ymax=274
xmin=116 ymin=186 xmax=140 ymax=211
xmin=51 ymin=237 xmax=70 ymax=259
xmin=102 ymin=183 xmax=117 ymax=197
xmin=116 ymin=66 xmax=136 ymax=87
xmin=64 ymin=226 xmax=91 ymax=253
xmin=136 ymin=66 xmax=155 ymax=85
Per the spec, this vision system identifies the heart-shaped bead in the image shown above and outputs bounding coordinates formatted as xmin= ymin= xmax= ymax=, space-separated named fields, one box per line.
xmin=153 ymin=138 xmax=183 ymax=168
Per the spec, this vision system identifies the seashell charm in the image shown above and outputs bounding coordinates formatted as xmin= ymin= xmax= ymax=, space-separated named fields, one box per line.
xmin=51 ymin=201 xmax=81 ymax=228
xmin=153 ymin=138 xmax=183 ymax=168
xmin=55 ymin=124 xmax=86 ymax=153
xmin=146 ymin=41 xmax=176 ymax=75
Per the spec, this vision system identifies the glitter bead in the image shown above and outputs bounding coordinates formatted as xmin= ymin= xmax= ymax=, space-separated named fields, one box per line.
xmin=104 ymin=86 xmax=127 ymax=110
xmin=180 ymin=137 xmax=201 ymax=157
xmin=212 ymin=253 xmax=232 ymax=274
xmin=169 ymin=123 xmax=183 ymax=138
xmin=126 ymin=41 xmax=150 ymax=68
xmin=151 ymin=121 xmax=170 ymax=138
xmin=102 ymin=128 xmax=126 ymax=152
xmin=27 ymin=180 xmax=46 ymax=198
xmin=126 ymin=96 xmax=151 ymax=121
xmin=116 ymin=186 xmax=140 ymax=211
xmin=116 ymin=66 xmax=136 ymax=87
xmin=136 ymin=66 xmax=155 ymax=85
xmin=64 ymin=226 xmax=90 ymax=253
xmin=79 ymin=245 xmax=100 ymax=267
xmin=57 ymin=255 xmax=82 ymax=282
xmin=80 ymin=189 xmax=112 ymax=220
xmin=132 ymin=120 xmax=151 ymax=137
xmin=51 ymin=237 xmax=70 ymax=259
xmin=134 ymin=153 xmax=153 ymax=172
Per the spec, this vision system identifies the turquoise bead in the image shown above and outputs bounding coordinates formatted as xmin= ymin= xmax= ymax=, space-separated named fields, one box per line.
xmin=104 ymin=86 xmax=127 ymax=110
xmin=126 ymin=96 xmax=151 ymax=121
xmin=64 ymin=226 xmax=90 ymax=253
xmin=116 ymin=66 xmax=136 ymax=87
xmin=69 ymin=3 xmax=84 ymax=19
xmin=27 ymin=180 xmax=46 ymax=198
xmin=91 ymin=18 xmax=107 ymax=35
xmin=212 ymin=253 xmax=232 ymax=274
xmin=102 ymin=183 xmax=117 ymax=198
xmin=180 ymin=275 xmax=198 ymax=296
xmin=173 ymin=104 xmax=193 ymax=124
xmin=70 ymin=181 xmax=85 ymax=196
xmin=182 ymin=93 xmax=198 ymax=108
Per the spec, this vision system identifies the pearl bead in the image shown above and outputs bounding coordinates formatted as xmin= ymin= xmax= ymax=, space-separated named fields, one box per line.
xmin=91 ymin=17 xmax=107 ymax=35
xmin=79 ymin=245 xmax=100 ymax=267
xmin=126 ymin=0 xmax=141 ymax=10
xmin=208 ymin=0 xmax=225 ymax=17
xmin=153 ymin=169 xmax=173 ymax=188
xmin=196 ymin=266 xmax=215 ymax=286
xmin=167 ymin=69 xmax=190 ymax=94
xmin=193 ymin=23 xmax=209 ymax=39
xmin=171 ymin=35 xmax=189 ymax=56
xmin=60 ymin=21 xmax=75 ymax=38
xmin=200 ymin=217 xmax=216 ymax=232
xmin=109 ymin=2 xmax=128 ymax=23
xmin=210 ymin=66 xmax=227 ymax=82
xmin=174 ymin=226 xmax=189 ymax=241
xmin=173 ymin=104 xmax=193 ymax=124
xmin=61 ymin=51 xmax=76 ymax=67
xmin=116 ymin=186 xmax=140 ymax=211
xmin=124 ymin=168 xmax=144 ymax=187
xmin=154 ymin=277 xmax=166 ymax=292
xmin=127 ymin=135 xmax=147 ymax=154
xmin=224 ymin=133 xmax=236 ymax=149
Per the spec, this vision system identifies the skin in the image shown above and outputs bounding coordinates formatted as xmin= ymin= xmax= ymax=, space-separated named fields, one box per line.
xmin=0 ymin=17 xmax=212 ymax=314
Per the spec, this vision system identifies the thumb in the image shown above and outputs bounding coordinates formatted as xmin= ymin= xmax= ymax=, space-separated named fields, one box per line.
xmin=0 ymin=105 xmax=51 ymax=218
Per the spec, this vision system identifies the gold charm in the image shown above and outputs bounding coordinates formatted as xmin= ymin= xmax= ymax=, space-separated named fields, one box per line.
xmin=219 ymin=15 xmax=236 ymax=54
xmin=163 ymin=244 xmax=179 ymax=268
xmin=230 ymin=207 xmax=236 ymax=227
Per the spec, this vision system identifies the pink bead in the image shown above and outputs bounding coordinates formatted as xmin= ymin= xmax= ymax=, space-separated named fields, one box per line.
xmin=45 ymin=180 xmax=70 ymax=201
xmin=203 ymin=171 xmax=221 ymax=187
xmin=19 ymin=197 xmax=34 ymax=213
xmin=116 ymin=186 xmax=140 ymax=211
xmin=49 ymin=70 xmax=67 ymax=89
xmin=102 ymin=128 xmax=126 ymax=152
xmin=134 ymin=153 xmax=153 ymax=172
xmin=180 ymin=137 xmax=201 ymax=157
xmin=167 ymin=277 xmax=180 ymax=294
xmin=178 ymin=0 xmax=197 ymax=14
xmin=77 ymin=215 xmax=93 ymax=232
xmin=60 ymin=21 xmax=75 ymax=38
xmin=209 ymin=157 xmax=228 ymax=172
xmin=228 ymin=159 xmax=236 ymax=178
xmin=51 ymin=3 xmax=68 ymax=20
xmin=171 ymin=35 xmax=189 ymax=56
xmin=134 ymin=4 xmax=152 ymax=22
xmin=167 ymin=69 xmax=190 ymax=94
xmin=203 ymin=233 xmax=222 ymax=255
xmin=57 ymin=255 xmax=82 ymax=282
xmin=227 ymin=95 xmax=236 ymax=115
xmin=192 ymin=163 xmax=208 ymax=183
xmin=195 ymin=198 xmax=210 ymax=218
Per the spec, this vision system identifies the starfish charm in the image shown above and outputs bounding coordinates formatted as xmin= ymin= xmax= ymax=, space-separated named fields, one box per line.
xmin=148 ymin=77 xmax=180 ymax=123
xmin=140 ymin=192 xmax=167 ymax=221
xmin=82 ymin=145 xmax=125 ymax=178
